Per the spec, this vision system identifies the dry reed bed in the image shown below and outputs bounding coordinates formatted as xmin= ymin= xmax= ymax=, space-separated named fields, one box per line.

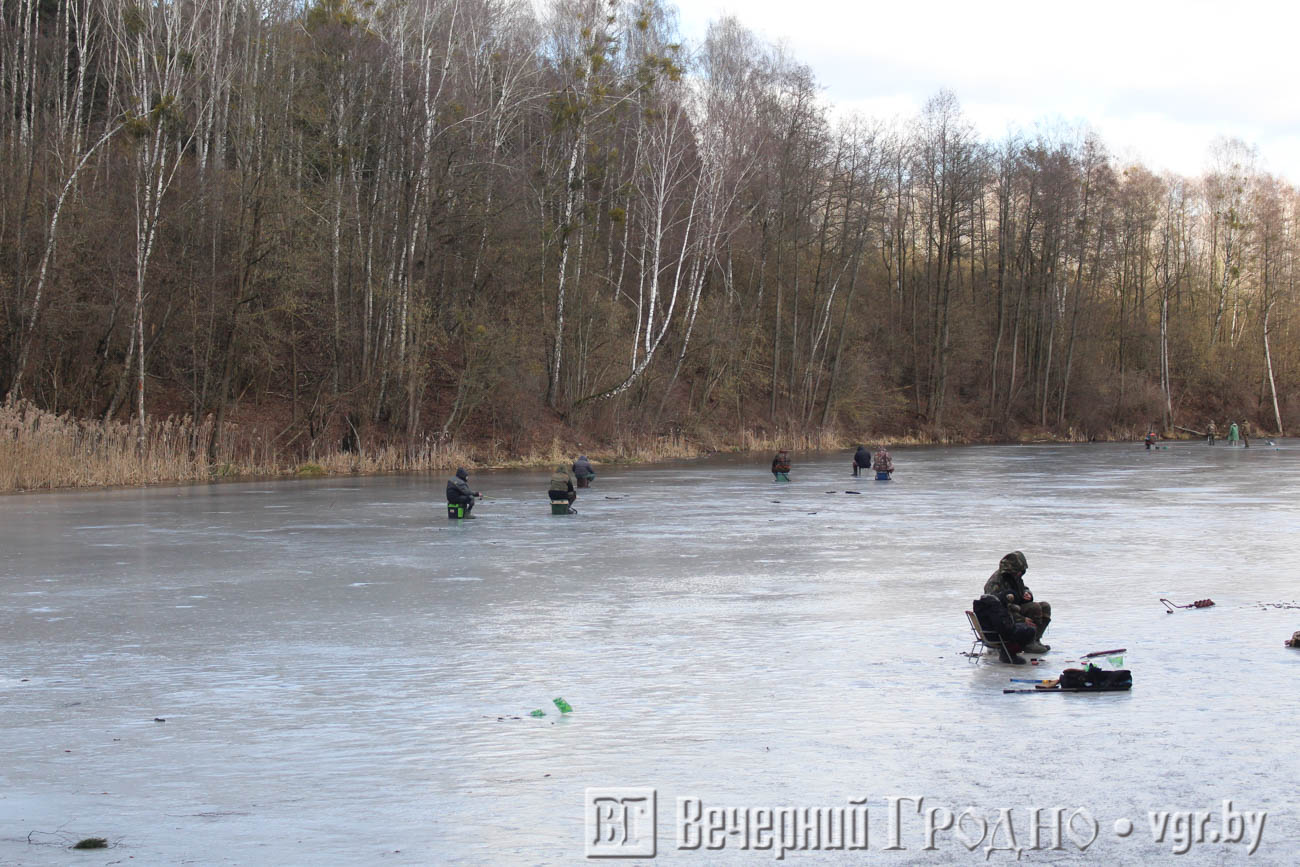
xmin=2 ymin=400 xmax=922 ymax=493
xmin=0 ymin=402 xmax=485 ymax=492
xmin=0 ymin=402 xmax=271 ymax=490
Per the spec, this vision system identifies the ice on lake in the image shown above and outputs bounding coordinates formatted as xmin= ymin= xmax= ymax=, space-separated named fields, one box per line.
xmin=1 ymin=441 xmax=1298 ymax=864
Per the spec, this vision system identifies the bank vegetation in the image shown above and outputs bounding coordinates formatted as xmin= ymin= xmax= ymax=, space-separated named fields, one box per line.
xmin=2 ymin=0 xmax=1296 ymax=490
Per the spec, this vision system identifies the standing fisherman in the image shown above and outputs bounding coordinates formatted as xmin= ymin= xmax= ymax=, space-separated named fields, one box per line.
xmin=1207 ymin=420 xmax=1217 ymax=445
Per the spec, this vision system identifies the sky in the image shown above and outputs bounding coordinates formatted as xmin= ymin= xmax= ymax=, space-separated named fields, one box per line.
xmin=669 ymin=0 xmax=1300 ymax=182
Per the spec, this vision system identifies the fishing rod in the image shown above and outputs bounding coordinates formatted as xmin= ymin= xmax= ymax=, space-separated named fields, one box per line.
xmin=1081 ymin=647 xmax=1127 ymax=658
xmin=1161 ymin=598 xmax=1214 ymax=613
xmin=1003 ymin=687 xmax=1131 ymax=694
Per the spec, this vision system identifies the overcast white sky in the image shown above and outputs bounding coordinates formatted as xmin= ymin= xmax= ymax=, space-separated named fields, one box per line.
xmin=669 ymin=0 xmax=1300 ymax=181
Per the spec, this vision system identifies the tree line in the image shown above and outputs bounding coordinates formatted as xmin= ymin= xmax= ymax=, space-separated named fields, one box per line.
xmin=2 ymin=0 xmax=1295 ymax=468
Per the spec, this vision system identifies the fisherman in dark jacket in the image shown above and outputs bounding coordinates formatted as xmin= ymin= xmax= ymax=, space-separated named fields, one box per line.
xmin=572 ymin=455 xmax=596 ymax=488
xmin=972 ymin=594 xmax=1036 ymax=664
xmin=446 ymin=467 xmax=480 ymax=516
xmin=548 ymin=464 xmax=577 ymax=510
xmin=853 ymin=445 xmax=871 ymax=477
xmin=983 ymin=551 xmax=1052 ymax=654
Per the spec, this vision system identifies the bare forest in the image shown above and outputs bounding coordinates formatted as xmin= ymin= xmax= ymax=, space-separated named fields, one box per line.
xmin=2 ymin=0 xmax=1297 ymax=488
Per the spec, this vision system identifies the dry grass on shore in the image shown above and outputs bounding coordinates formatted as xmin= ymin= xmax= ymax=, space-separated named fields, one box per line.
xmin=0 ymin=401 xmax=486 ymax=492
xmin=0 ymin=401 xmax=268 ymax=491
xmin=1 ymin=398 xmax=996 ymax=494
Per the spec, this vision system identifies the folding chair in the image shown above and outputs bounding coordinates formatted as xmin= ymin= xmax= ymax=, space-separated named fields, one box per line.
xmin=965 ymin=609 xmax=1007 ymax=663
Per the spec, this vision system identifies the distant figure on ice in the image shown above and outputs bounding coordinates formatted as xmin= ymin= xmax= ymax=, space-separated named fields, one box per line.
xmin=872 ymin=445 xmax=894 ymax=480
xmin=771 ymin=450 xmax=791 ymax=482
xmin=446 ymin=467 xmax=481 ymax=518
xmin=972 ymin=593 xmax=1036 ymax=664
xmin=572 ymin=455 xmax=596 ymax=488
xmin=1207 ymin=420 xmax=1217 ymax=445
xmin=1228 ymin=422 xmax=1240 ymax=447
xmin=548 ymin=464 xmax=577 ymax=512
xmin=983 ymin=551 xmax=1051 ymax=655
xmin=1144 ymin=428 xmax=1157 ymax=450
xmin=1240 ymin=420 xmax=1251 ymax=448
xmin=853 ymin=444 xmax=872 ymax=477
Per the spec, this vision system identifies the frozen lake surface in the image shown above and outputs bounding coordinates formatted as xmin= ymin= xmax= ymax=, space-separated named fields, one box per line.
xmin=2 ymin=441 xmax=1298 ymax=865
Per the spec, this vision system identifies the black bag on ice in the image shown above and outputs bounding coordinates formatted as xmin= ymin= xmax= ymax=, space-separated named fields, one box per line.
xmin=1059 ymin=664 xmax=1132 ymax=690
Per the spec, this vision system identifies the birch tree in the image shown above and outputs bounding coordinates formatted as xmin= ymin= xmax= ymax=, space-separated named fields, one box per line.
xmin=1252 ymin=175 xmax=1289 ymax=435
xmin=1153 ymin=175 xmax=1191 ymax=430
xmin=912 ymin=90 xmax=979 ymax=427
xmin=102 ymin=0 xmax=211 ymax=439
xmin=653 ymin=19 xmax=767 ymax=422
xmin=1204 ymin=138 xmax=1256 ymax=348
xmin=5 ymin=0 xmax=122 ymax=401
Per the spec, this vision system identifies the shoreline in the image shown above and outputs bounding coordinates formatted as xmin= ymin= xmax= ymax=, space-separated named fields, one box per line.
xmin=1 ymin=427 xmax=1214 ymax=496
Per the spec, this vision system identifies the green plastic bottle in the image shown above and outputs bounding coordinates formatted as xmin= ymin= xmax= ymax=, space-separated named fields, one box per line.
xmin=529 ymin=709 xmax=546 ymax=718
xmin=552 ymin=697 xmax=573 ymax=714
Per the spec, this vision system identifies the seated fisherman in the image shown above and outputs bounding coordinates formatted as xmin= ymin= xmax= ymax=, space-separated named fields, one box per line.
xmin=872 ymin=445 xmax=894 ymax=477
xmin=548 ymin=463 xmax=577 ymax=509
xmin=572 ymin=455 xmax=596 ymax=488
xmin=983 ymin=550 xmax=1051 ymax=654
xmin=446 ymin=467 xmax=480 ymax=516
xmin=853 ymin=444 xmax=871 ymax=477
xmin=972 ymin=593 xmax=1036 ymax=664
xmin=771 ymin=450 xmax=791 ymax=481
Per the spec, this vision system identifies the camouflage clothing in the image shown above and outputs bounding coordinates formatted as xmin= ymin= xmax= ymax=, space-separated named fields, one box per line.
xmin=983 ymin=551 xmax=1051 ymax=640
xmin=872 ymin=448 xmax=893 ymax=474
xmin=984 ymin=551 xmax=1029 ymax=601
